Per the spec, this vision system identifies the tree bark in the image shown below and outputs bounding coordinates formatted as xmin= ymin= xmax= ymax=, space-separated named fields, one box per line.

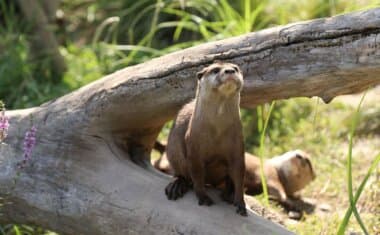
xmin=39 ymin=0 xmax=61 ymax=23
xmin=1 ymin=8 xmax=380 ymax=235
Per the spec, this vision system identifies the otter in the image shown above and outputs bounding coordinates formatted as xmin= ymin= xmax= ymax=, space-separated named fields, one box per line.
xmin=152 ymin=152 xmax=173 ymax=175
xmin=244 ymin=150 xmax=316 ymax=210
xmin=164 ymin=62 xmax=247 ymax=216
xmin=154 ymin=145 xmax=315 ymax=211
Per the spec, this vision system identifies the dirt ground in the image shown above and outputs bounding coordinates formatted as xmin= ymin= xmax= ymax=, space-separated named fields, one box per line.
xmin=249 ymin=86 xmax=380 ymax=234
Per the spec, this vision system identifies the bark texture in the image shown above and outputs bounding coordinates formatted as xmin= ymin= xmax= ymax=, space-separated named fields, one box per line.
xmin=1 ymin=8 xmax=380 ymax=235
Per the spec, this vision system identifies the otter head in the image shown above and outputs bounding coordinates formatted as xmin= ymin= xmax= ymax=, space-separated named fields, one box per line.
xmin=196 ymin=62 xmax=243 ymax=97
xmin=269 ymin=150 xmax=316 ymax=196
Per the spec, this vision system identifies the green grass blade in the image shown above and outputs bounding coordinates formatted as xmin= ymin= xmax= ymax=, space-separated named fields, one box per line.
xmin=173 ymin=16 xmax=190 ymax=41
xmin=119 ymin=0 xmax=152 ymax=19
xmin=337 ymin=152 xmax=380 ymax=235
xmin=249 ymin=3 xmax=265 ymax=31
xmin=13 ymin=225 xmax=21 ymax=235
xmin=128 ymin=3 xmax=157 ymax=44
xmin=0 ymin=225 xmax=5 ymax=235
xmin=244 ymin=0 xmax=251 ymax=33
xmin=219 ymin=0 xmax=241 ymax=22
xmin=92 ymin=16 xmax=120 ymax=45
xmin=337 ymin=92 xmax=369 ymax=235
xmin=147 ymin=0 xmax=163 ymax=47
xmin=258 ymin=101 xmax=276 ymax=206
xmin=348 ymin=93 xmax=369 ymax=235
xmin=312 ymin=97 xmax=320 ymax=127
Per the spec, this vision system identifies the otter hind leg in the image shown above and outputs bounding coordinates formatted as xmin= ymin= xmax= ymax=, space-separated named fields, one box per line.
xmin=220 ymin=176 xmax=234 ymax=204
xmin=165 ymin=176 xmax=191 ymax=200
xmin=197 ymin=193 xmax=214 ymax=206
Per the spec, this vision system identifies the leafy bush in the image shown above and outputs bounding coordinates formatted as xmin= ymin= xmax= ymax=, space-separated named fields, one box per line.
xmin=1 ymin=0 xmax=379 ymax=234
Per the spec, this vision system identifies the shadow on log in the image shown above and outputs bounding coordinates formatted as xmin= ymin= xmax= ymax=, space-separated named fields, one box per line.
xmin=1 ymin=8 xmax=380 ymax=235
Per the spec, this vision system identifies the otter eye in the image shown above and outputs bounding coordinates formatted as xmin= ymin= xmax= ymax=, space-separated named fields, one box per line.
xmin=233 ymin=66 xmax=239 ymax=72
xmin=211 ymin=68 xmax=220 ymax=74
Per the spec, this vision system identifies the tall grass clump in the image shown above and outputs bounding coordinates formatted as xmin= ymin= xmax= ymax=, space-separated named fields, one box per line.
xmin=337 ymin=92 xmax=379 ymax=235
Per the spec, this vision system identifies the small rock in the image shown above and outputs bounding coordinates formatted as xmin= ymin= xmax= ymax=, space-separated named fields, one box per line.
xmin=288 ymin=211 xmax=302 ymax=220
xmin=318 ymin=203 xmax=331 ymax=212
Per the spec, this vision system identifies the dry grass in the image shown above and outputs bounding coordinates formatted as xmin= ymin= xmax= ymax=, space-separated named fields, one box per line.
xmin=251 ymin=87 xmax=380 ymax=235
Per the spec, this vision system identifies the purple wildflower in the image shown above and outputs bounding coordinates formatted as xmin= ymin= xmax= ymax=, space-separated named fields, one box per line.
xmin=17 ymin=126 xmax=37 ymax=169
xmin=0 ymin=111 xmax=9 ymax=142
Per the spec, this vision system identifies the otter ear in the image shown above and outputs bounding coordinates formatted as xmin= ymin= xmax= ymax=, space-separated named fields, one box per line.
xmin=196 ymin=69 xmax=206 ymax=80
xmin=295 ymin=153 xmax=303 ymax=160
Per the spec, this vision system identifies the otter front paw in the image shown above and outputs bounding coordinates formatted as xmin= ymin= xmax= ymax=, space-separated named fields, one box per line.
xmin=165 ymin=177 xmax=190 ymax=200
xmin=234 ymin=202 xmax=248 ymax=216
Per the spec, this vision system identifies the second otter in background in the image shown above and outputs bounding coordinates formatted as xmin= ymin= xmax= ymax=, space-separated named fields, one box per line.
xmin=244 ymin=150 xmax=315 ymax=210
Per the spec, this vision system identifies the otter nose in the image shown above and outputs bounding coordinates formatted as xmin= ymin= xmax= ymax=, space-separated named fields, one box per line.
xmin=224 ymin=69 xmax=235 ymax=74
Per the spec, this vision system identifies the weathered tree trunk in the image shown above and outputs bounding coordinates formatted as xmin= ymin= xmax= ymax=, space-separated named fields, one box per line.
xmin=1 ymin=8 xmax=380 ymax=235
xmin=39 ymin=0 xmax=61 ymax=23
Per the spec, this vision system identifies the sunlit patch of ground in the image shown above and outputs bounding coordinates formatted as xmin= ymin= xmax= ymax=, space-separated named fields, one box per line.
xmin=266 ymin=86 xmax=380 ymax=235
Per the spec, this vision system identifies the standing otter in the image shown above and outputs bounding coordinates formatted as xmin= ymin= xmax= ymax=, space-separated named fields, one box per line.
xmin=164 ymin=62 xmax=247 ymax=216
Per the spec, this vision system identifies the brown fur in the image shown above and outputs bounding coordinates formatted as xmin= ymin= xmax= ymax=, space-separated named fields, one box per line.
xmin=152 ymin=153 xmax=173 ymax=175
xmin=267 ymin=150 xmax=316 ymax=197
xmin=164 ymin=62 xmax=247 ymax=216
xmin=155 ymin=146 xmax=315 ymax=212
xmin=245 ymin=150 xmax=316 ymax=210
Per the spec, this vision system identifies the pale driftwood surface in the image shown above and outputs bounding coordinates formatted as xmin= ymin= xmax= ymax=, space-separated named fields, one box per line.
xmin=1 ymin=8 xmax=380 ymax=235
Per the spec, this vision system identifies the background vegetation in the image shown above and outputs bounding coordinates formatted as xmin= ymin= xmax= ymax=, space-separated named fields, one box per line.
xmin=0 ymin=0 xmax=379 ymax=234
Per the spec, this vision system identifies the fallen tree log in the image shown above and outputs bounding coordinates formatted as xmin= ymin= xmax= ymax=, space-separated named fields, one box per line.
xmin=1 ymin=8 xmax=380 ymax=235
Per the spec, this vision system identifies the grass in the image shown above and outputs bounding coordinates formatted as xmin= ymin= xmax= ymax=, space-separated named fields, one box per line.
xmin=337 ymin=92 xmax=379 ymax=235
xmin=342 ymin=92 xmax=368 ymax=235
xmin=1 ymin=0 xmax=379 ymax=234
xmin=257 ymin=101 xmax=276 ymax=206
xmin=256 ymin=92 xmax=380 ymax=235
xmin=338 ymin=152 xmax=380 ymax=235
xmin=154 ymin=91 xmax=380 ymax=235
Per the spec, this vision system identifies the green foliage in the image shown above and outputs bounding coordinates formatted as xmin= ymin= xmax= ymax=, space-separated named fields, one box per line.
xmin=0 ymin=0 xmax=66 ymax=109
xmin=1 ymin=0 xmax=380 ymax=234
xmin=337 ymin=93 xmax=380 ymax=235
xmin=0 ymin=1 xmax=32 ymax=108
xmin=287 ymin=213 xmax=343 ymax=235
xmin=0 ymin=224 xmax=57 ymax=235
xmin=3 ymin=0 xmax=379 ymax=108
xmin=253 ymin=95 xmax=380 ymax=235
xmin=344 ymin=93 xmax=369 ymax=235
xmin=61 ymin=45 xmax=104 ymax=89
xmin=338 ymin=152 xmax=380 ymax=234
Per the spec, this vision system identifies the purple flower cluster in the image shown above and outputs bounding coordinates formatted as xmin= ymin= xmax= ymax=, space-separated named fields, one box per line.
xmin=17 ymin=126 xmax=37 ymax=169
xmin=0 ymin=111 xmax=9 ymax=142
